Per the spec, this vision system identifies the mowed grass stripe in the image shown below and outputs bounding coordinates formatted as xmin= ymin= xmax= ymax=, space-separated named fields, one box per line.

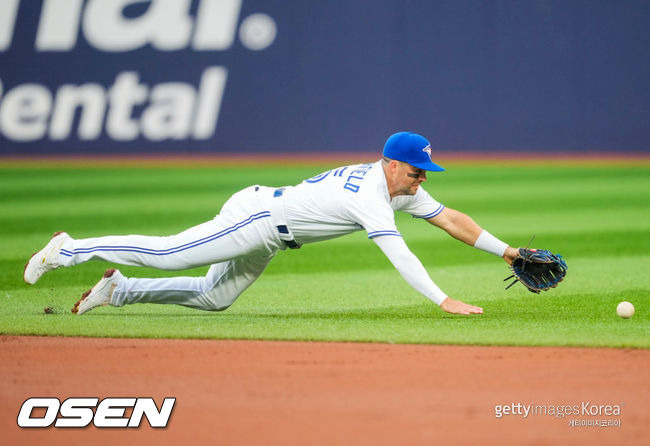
xmin=3 ymin=189 xmax=649 ymax=219
xmin=2 ymin=165 xmax=647 ymax=198
xmin=2 ymin=228 xmax=647 ymax=281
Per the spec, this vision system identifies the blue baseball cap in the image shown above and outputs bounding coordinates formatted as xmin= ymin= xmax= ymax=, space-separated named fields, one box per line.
xmin=383 ymin=132 xmax=445 ymax=172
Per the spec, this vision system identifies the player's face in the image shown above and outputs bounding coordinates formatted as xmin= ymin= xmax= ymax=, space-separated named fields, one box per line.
xmin=397 ymin=162 xmax=427 ymax=195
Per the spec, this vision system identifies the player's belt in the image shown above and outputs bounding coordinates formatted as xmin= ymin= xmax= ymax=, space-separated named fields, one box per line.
xmin=271 ymin=188 xmax=302 ymax=249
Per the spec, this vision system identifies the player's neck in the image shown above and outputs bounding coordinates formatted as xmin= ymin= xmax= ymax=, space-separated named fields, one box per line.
xmin=381 ymin=161 xmax=401 ymax=199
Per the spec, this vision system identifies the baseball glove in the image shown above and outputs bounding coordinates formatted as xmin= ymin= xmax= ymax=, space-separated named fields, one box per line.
xmin=504 ymin=248 xmax=567 ymax=294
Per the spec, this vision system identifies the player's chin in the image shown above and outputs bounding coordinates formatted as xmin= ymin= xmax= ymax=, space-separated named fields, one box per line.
xmin=399 ymin=185 xmax=419 ymax=195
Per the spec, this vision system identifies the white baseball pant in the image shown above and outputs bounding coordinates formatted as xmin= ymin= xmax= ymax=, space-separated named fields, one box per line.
xmin=57 ymin=186 xmax=286 ymax=311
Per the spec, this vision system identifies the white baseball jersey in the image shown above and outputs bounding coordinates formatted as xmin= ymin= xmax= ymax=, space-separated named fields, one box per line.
xmin=283 ymin=161 xmax=445 ymax=244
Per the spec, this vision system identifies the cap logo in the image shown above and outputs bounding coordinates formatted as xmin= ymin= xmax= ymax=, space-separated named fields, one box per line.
xmin=422 ymin=145 xmax=432 ymax=158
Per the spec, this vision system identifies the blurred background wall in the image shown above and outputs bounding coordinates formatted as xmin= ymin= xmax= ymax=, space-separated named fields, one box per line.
xmin=0 ymin=0 xmax=648 ymax=155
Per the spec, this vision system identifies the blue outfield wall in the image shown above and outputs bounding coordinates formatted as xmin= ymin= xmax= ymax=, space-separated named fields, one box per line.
xmin=0 ymin=0 xmax=648 ymax=155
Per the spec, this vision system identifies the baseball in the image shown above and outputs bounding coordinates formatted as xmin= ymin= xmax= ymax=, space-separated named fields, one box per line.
xmin=616 ymin=301 xmax=634 ymax=319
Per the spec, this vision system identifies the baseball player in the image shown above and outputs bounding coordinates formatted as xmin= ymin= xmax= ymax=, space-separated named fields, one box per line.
xmin=24 ymin=132 xmax=520 ymax=315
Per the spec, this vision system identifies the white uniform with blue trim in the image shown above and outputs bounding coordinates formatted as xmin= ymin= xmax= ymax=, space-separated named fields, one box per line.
xmin=57 ymin=161 xmax=448 ymax=311
xmin=283 ymin=161 xmax=444 ymax=244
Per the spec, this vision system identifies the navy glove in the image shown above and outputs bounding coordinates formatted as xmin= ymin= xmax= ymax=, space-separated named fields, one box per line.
xmin=504 ymin=248 xmax=567 ymax=294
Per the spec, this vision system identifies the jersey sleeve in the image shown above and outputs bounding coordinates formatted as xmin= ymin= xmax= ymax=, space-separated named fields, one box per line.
xmin=392 ymin=186 xmax=445 ymax=219
xmin=372 ymin=235 xmax=448 ymax=305
xmin=346 ymin=195 xmax=401 ymax=239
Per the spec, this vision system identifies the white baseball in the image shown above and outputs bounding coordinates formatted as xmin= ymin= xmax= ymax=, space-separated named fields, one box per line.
xmin=616 ymin=301 xmax=634 ymax=319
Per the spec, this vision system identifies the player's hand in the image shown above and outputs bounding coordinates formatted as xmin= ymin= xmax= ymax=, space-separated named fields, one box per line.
xmin=440 ymin=297 xmax=483 ymax=315
xmin=502 ymin=246 xmax=520 ymax=265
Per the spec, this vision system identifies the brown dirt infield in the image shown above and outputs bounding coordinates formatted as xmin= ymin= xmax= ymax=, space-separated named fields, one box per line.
xmin=1 ymin=336 xmax=648 ymax=446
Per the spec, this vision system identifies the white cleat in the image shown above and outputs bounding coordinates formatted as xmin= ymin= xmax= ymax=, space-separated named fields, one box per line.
xmin=24 ymin=231 xmax=71 ymax=285
xmin=72 ymin=269 xmax=121 ymax=315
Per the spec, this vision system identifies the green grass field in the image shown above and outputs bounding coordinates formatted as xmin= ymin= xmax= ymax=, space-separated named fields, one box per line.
xmin=1 ymin=160 xmax=648 ymax=348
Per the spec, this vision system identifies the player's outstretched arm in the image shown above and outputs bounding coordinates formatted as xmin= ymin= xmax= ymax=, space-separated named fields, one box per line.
xmin=440 ymin=297 xmax=484 ymax=315
xmin=428 ymin=207 xmax=516 ymax=265
xmin=372 ymin=235 xmax=483 ymax=315
xmin=427 ymin=207 xmax=482 ymax=245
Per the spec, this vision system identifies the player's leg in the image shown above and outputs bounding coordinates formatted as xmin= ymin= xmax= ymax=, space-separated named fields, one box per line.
xmin=25 ymin=186 xmax=281 ymax=284
xmin=74 ymin=253 xmax=276 ymax=314
xmin=59 ymin=211 xmax=273 ymax=270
